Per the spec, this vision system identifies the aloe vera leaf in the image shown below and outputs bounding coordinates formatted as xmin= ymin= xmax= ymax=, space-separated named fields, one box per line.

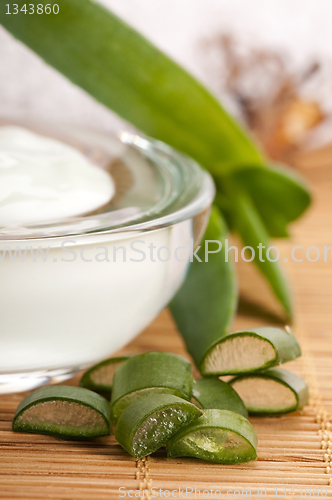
xmin=0 ymin=0 xmax=263 ymax=175
xmin=235 ymin=195 xmax=292 ymax=317
xmin=80 ymin=356 xmax=130 ymax=395
xmin=229 ymin=164 xmax=311 ymax=238
xmin=215 ymin=166 xmax=310 ymax=315
xmin=115 ymin=393 xmax=202 ymax=458
xmin=111 ymin=352 xmax=194 ymax=422
xmin=167 ymin=409 xmax=257 ymax=463
xmin=201 ymin=326 xmax=301 ymax=376
xmin=193 ymin=378 xmax=248 ymax=418
xmin=12 ymin=386 xmax=111 ymax=438
xmin=218 ymin=174 xmax=293 ymax=318
xmin=169 ymin=206 xmax=237 ymax=373
xmin=230 ymin=368 xmax=309 ymax=414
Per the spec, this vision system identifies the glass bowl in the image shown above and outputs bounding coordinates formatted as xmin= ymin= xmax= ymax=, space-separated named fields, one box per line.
xmin=0 ymin=119 xmax=215 ymax=393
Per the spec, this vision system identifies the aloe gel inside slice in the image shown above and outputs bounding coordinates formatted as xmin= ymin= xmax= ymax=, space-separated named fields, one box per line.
xmin=80 ymin=356 xmax=129 ymax=393
xmin=12 ymin=386 xmax=112 ymax=438
xmin=173 ymin=427 xmax=255 ymax=463
xmin=132 ymin=405 xmax=197 ymax=457
xmin=14 ymin=400 xmax=108 ymax=437
xmin=88 ymin=362 xmax=122 ymax=387
xmin=167 ymin=409 xmax=257 ymax=463
xmin=204 ymin=335 xmax=276 ymax=375
xmin=202 ymin=327 xmax=301 ymax=376
xmin=115 ymin=394 xmax=202 ymax=458
xmin=231 ymin=377 xmax=297 ymax=413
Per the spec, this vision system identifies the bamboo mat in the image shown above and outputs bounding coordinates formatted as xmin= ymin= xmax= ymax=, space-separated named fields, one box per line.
xmin=1 ymin=147 xmax=332 ymax=499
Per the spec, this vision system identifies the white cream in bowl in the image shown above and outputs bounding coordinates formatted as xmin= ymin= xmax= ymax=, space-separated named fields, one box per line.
xmin=0 ymin=126 xmax=115 ymax=226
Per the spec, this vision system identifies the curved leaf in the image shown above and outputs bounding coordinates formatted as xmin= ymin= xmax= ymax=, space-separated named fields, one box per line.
xmin=229 ymin=188 xmax=293 ymax=318
xmin=230 ymin=164 xmax=311 ymax=237
xmin=0 ymin=0 xmax=263 ymax=175
xmin=169 ymin=206 xmax=237 ymax=371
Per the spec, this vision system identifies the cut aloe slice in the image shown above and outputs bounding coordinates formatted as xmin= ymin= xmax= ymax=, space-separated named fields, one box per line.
xmin=230 ymin=368 xmax=309 ymax=414
xmin=80 ymin=356 xmax=130 ymax=395
xmin=167 ymin=409 xmax=257 ymax=463
xmin=201 ymin=326 xmax=301 ymax=376
xmin=193 ymin=378 xmax=248 ymax=418
xmin=111 ymin=352 xmax=193 ymax=422
xmin=12 ymin=386 xmax=111 ymax=439
xmin=115 ymin=393 xmax=202 ymax=458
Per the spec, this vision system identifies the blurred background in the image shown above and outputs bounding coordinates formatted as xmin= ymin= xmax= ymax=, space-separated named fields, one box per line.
xmin=1 ymin=0 xmax=331 ymax=162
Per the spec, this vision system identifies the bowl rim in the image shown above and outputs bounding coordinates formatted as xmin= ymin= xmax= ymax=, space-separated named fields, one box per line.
xmin=0 ymin=120 xmax=215 ymax=241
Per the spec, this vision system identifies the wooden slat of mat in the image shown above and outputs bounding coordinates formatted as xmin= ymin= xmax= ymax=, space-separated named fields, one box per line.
xmin=1 ymin=147 xmax=332 ymax=498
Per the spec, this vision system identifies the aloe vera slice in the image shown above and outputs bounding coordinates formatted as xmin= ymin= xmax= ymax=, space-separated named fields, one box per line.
xmin=167 ymin=409 xmax=257 ymax=463
xmin=80 ymin=356 xmax=130 ymax=395
xmin=202 ymin=326 xmax=301 ymax=376
xmin=111 ymin=352 xmax=193 ymax=422
xmin=12 ymin=386 xmax=111 ymax=438
xmin=193 ymin=378 xmax=248 ymax=418
xmin=170 ymin=207 xmax=237 ymax=373
xmin=115 ymin=393 xmax=202 ymax=458
xmin=230 ymin=368 xmax=309 ymax=414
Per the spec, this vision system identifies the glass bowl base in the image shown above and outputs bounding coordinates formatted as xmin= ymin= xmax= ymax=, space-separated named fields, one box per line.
xmin=0 ymin=367 xmax=83 ymax=394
